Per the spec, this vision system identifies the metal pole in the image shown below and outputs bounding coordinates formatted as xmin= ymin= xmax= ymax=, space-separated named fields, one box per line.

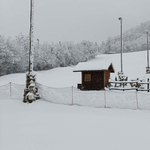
xmin=10 ymin=82 xmax=11 ymax=98
xmin=146 ymin=31 xmax=149 ymax=68
xmin=37 ymin=39 xmax=39 ymax=48
xmin=147 ymin=78 xmax=149 ymax=92
xmin=136 ymin=91 xmax=138 ymax=109
xmin=119 ymin=17 xmax=123 ymax=73
xmin=72 ymin=86 xmax=73 ymax=105
xmin=104 ymin=90 xmax=106 ymax=108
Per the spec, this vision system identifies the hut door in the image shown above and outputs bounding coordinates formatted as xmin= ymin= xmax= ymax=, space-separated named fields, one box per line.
xmin=92 ymin=72 xmax=104 ymax=89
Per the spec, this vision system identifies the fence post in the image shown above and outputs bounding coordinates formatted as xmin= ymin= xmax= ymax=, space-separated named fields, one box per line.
xmin=147 ymin=78 xmax=149 ymax=92
xmin=104 ymin=90 xmax=106 ymax=108
xmin=72 ymin=86 xmax=73 ymax=105
xmin=115 ymin=77 xmax=117 ymax=87
xmin=136 ymin=91 xmax=138 ymax=109
xmin=10 ymin=82 xmax=11 ymax=98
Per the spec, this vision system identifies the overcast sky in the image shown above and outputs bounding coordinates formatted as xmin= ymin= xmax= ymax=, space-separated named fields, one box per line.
xmin=0 ymin=0 xmax=150 ymax=44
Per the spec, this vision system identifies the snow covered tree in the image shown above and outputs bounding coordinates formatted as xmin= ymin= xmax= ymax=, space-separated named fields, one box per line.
xmin=99 ymin=20 xmax=150 ymax=54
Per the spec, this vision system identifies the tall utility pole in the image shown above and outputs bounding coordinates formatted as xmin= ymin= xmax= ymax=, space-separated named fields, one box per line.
xmin=146 ymin=30 xmax=150 ymax=73
xmin=23 ymin=0 xmax=40 ymax=103
xmin=146 ymin=31 xmax=149 ymax=68
xmin=118 ymin=17 xmax=123 ymax=73
xmin=29 ymin=0 xmax=34 ymax=74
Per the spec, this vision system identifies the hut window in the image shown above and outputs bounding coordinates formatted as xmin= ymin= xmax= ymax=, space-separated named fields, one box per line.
xmin=85 ymin=74 xmax=91 ymax=82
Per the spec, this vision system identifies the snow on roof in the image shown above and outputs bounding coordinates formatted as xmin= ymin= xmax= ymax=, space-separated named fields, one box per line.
xmin=73 ymin=58 xmax=114 ymax=72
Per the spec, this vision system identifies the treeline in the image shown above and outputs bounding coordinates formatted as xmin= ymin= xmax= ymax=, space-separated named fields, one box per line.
xmin=99 ymin=21 xmax=150 ymax=54
xmin=0 ymin=34 xmax=98 ymax=76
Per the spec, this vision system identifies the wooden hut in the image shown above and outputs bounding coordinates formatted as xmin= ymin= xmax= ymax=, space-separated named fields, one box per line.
xmin=73 ymin=61 xmax=115 ymax=90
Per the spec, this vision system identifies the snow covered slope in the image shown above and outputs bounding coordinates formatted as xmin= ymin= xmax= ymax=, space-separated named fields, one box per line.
xmin=0 ymin=51 xmax=150 ymax=150
xmin=0 ymin=50 xmax=149 ymax=87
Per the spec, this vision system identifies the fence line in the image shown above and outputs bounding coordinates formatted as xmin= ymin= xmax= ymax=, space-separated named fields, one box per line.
xmin=0 ymin=82 xmax=150 ymax=110
xmin=109 ymin=78 xmax=150 ymax=92
xmin=0 ymin=83 xmax=10 ymax=99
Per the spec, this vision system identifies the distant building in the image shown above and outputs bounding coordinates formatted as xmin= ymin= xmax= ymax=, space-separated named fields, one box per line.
xmin=73 ymin=61 xmax=115 ymax=90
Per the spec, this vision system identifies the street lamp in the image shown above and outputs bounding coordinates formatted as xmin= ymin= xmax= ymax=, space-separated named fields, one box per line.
xmin=118 ymin=17 xmax=123 ymax=73
xmin=145 ymin=30 xmax=150 ymax=73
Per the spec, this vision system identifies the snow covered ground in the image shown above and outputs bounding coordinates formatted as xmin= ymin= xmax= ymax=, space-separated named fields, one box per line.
xmin=1 ymin=99 xmax=150 ymax=150
xmin=0 ymin=51 xmax=150 ymax=150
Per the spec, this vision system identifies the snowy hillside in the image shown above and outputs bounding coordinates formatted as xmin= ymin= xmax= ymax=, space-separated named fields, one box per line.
xmin=0 ymin=50 xmax=149 ymax=87
xmin=0 ymin=51 xmax=150 ymax=150
xmin=100 ymin=21 xmax=150 ymax=54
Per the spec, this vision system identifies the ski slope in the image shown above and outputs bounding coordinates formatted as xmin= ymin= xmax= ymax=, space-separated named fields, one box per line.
xmin=0 ymin=51 xmax=150 ymax=150
xmin=0 ymin=51 xmax=149 ymax=87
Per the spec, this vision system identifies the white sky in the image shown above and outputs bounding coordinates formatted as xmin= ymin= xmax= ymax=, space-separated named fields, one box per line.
xmin=0 ymin=0 xmax=150 ymax=44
